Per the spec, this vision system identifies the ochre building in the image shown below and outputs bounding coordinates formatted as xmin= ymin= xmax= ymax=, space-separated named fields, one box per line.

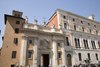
xmin=0 ymin=9 xmax=100 ymax=67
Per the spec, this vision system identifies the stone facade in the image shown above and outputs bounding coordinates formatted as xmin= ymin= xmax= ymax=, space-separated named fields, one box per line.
xmin=0 ymin=9 xmax=100 ymax=67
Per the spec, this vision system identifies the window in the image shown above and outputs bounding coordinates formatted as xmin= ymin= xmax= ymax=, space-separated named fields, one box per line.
xmin=82 ymin=27 xmax=84 ymax=32
xmin=87 ymin=53 xmax=91 ymax=60
xmin=94 ymin=25 xmax=96 ymax=28
xmin=90 ymin=29 xmax=91 ymax=33
xmin=58 ymin=43 xmax=60 ymax=46
xmin=63 ymin=16 xmax=66 ymax=19
xmin=15 ymin=28 xmax=19 ymax=34
xmin=58 ymin=52 xmax=61 ymax=59
xmin=74 ymin=25 xmax=76 ymax=30
xmin=96 ymin=31 xmax=98 ymax=35
xmin=64 ymin=23 xmax=67 ymax=29
xmin=73 ymin=18 xmax=75 ymax=22
xmin=28 ymin=40 xmax=32 ymax=44
xmin=14 ymin=38 xmax=18 ymax=44
xmin=95 ymin=54 xmax=98 ymax=60
xmin=91 ymin=41 xmax=96 ymax=49
xmin=88 ymin=23 xmax=90 ymax=26
xmin=28 ymin=50 xmax=32 ymax=59
xmin=81 ymin=21 xmax=83 ymax=24
xmin=18 ymin=15 xmax=20 ymax=17
xmin=98 ymin=42 xmax=100 ymax=48
xmin=66 ymin=37 xmax=69 ymax=46
xmin=11 ymin=65 xmax=15 ymax=67
xmin=78 ymin=53 xmax=82 ymax=61
xmin=15 ymin=14 xmax=17 ymax=17
xmin=74 ymin=38 xmax=80 ymax=48
xmin=83 ymin=40 xmax=89 ymax=49
xmin=16 ymin=21 xmax=20 ymax=24
xmin=12 ymin=51 xmax=17 ymax=58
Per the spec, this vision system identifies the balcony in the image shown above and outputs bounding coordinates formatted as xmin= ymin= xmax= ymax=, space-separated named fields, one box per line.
xmin=64 ymin=46 xmax=73 ymax=51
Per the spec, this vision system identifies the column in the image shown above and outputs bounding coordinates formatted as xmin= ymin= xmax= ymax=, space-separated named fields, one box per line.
xmin=20 ymin=36 xmax=27 ymax=66
xmin=57 ymin=11 xmax=61 ymax=28
xmin=52 ymin=39 xmax=58 ymax=67
xmin=61 ymin=40 xmax=67 ymax=66
xmin=33 ymin=37 xmax=39 ymax=67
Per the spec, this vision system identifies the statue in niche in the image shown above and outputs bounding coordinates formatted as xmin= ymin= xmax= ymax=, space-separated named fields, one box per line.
xmin=25 ymin=16 xmax=28 ymax=23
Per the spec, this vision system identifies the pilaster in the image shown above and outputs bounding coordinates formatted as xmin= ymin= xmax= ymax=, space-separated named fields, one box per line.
xmin=61 ymin=40 xmax=67 ymax=66
xmin=33 ymin=37 xmax=39 ymax=67
xmin=20 ymin=36 xmax=27 ymax=66
xmin=52 ymin=39 xmax=58 ymax=67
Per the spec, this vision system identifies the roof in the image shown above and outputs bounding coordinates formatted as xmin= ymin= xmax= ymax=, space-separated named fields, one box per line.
xmin=4 ymin=14 xmax=25 ymax=24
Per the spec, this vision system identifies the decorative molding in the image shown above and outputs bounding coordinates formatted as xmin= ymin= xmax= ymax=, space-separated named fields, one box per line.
xmin=34 ymin=37 xmax=39 ymax=40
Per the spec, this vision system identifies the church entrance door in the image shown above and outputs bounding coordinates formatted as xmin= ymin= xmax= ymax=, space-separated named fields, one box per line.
xmin=43 ymin=54 xmax=49 ymax=67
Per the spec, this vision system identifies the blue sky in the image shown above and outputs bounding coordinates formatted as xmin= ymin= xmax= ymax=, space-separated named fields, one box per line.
xmin=0 ymin=0 xmax=100 ymax=47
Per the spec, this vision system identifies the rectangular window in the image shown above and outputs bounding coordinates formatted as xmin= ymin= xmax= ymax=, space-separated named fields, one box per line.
xmin=94 ymin=25 xmax=96 ymax=28
xmin=16 ymin=21 xmax=20 ymax=24
xmin=18 ymin=15 xmax=20 ymax=17
xmin=28 ymin=50 xmax=32 ymax=59
xmin=58 ymin=52 xmax=61 ymax=59
xmin=81 ymin=21 xmax=83 ymax=24
xmin=75 ymin=38 xmax=80 ymax=48
xmin=28 ymin=40 xmax=32 ymax=44
xmin=82 ymin=27 xmax=84 ymax=32
xmin=66 ymin=37 xmax=69 ymax=46
xmin=15 ymin=28 xmax=19 ymax=34
xmin=64 ymin=23 xmax=67 ymax=29
xmin=96 ymin=31 xmax=98 ymax=35
xmin=78 ymin=53 xmax=82 ymax=61
xmin=90 ymin=29 xmax=91 ymax=33
xmin=88 ymin=23 xmax=90 ymax=26
xmin=14 ymin=38 xmax=18 ymax=44
xmin=91 ymin=41 xmax=96 ymax=49
xmin=12 ymin=51 xmax=17 ymax=58
xmin=57 ymin=43 xmax=60 ymax=46
xmin=88 ymin=53 xmax=91 ymax=60
xmin=73 ymin=18 xmax=75 ymax=22
xmin=74 ymin=25 xmax=76 ymax=30
xmin=95 ymin=54 xmax=98 ymax=60
xmin=63 ymin=16 xmax=66 ymax=19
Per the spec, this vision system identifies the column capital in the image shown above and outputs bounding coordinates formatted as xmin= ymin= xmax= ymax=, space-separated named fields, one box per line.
xmin=60 ymin=40 xmax=64 ymax=42
xmin=22 ymin=36 xmax=27 ymax=39
xmin=34 ymin=37 xmax=39 ymax=40
xmin=52 ymin=39 xmax=56 ymax=41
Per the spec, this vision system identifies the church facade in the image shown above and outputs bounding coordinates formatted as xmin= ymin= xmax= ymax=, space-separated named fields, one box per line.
xmin=0 ymin=9 xmax=100 ymax=67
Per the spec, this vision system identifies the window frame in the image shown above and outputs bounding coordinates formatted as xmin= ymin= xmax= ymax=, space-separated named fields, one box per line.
xmin=74 ymin=25 xmax=76 ymax=30
xmin=78 ymin=53 xmax=82 ymax=61
xmin=16 ymin=21 xmax=20 ymax=24
xmin=14 ymin=38 xmax=18 ymax=44
xmin=15 ymin=28 xmax=19 ymax=34
xmin=28 ymin=50 xmax=33 ymax=59
xmin=88 ymin=23 xmax=90 ymax=26
xmin=81 ymin=21 xmax=83 ymax=24
xmin=64 ymin=23 xmax=67 ymax=29
xmin=28 ymin=40 xmax=33 ymax=44
xmin=63 ymin=16 xmax=66 ymax=19
xmin=73 ymin=18 xmax=75 ymax=22
xmin=87 ymin=53 xmax=91 ymax=60
xmin=12 ymin=51 xmax=17 ymax=58
xmin=95 ymin=53 xmax=98 ymax=60
xmin=58 ymin=52 xmax=61 ymax=59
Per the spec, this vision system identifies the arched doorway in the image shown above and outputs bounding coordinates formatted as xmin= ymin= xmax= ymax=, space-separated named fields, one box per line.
xmin=67 ymin=54 xmax=72 ymax=66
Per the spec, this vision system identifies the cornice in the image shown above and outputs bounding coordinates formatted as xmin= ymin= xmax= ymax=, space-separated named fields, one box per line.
xmin=56 ymin=9 xmax=100 ymax=24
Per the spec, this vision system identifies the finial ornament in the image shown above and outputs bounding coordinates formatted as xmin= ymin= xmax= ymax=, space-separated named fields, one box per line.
xmin=52 ymin=22 xmax=55 ymax=28
xmin=43 ymin=21 xmax=46 ymax=26
xmin=34 ymin=18 xmax=38 ymax=24
xmin=25 ymin=16 xmax=28 ymax=23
